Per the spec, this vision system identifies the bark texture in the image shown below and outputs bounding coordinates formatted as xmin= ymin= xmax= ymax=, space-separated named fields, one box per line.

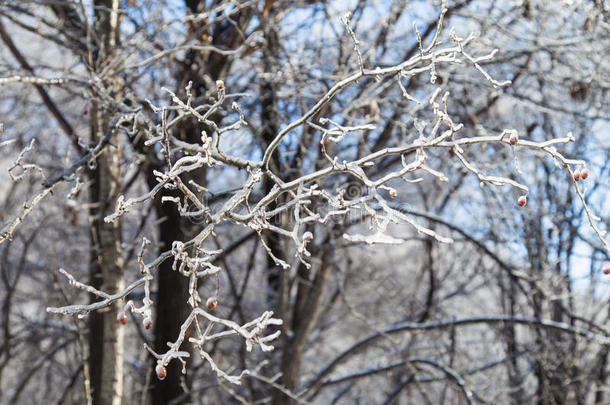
xmin=88 ymin=1 xmax=124 ymax=404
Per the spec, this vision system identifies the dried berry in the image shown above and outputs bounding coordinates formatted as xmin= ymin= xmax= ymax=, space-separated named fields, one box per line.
xmin=302 ymin=231 xmax=313 ymax=242
xmin=156 ymin=364 xmax=167 ymax=380
xmin=517 ymin=195 xmax=527 ymax=207
xmin=509 ymin=133 xmax=519 ymax=145
xmin=573 ymin=170 xmax=581 ymax=181
xmin=117 ymin=312 xmax=128 ymax=325
xmin=580 ymin=168 xmax=589 ymax=180
xmin=603 ymin=267 xmax=610 ymax=275
xmin=206 ymin=297 xmax=218 ymax=310
xmin=143 ymin=316 xmax=153 ymax=330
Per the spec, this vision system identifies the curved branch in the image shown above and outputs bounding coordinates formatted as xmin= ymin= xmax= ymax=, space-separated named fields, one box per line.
xmin=302 ymin=315 xmax=610 ymax=396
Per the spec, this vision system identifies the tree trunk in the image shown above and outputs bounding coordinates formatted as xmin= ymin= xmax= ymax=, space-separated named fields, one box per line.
xmin=149 ymin=191 xmax=194 ymax=405
xmin=88 ymin=102 xmax=125 ymax=405
xmin=273 ymin=244 xmax=334 ymax=404
xmin=88 ymin=1 xmax=124 ymax=405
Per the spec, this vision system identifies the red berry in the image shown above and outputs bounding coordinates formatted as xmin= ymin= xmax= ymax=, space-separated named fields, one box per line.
xmin=156 ymin=364 xmax=167 ymax=380
xmin=580 ymin=168 xmax=589 ymax=179
xmin=206 ymin=297 xmax=218 ymax=310
xmin=517 ymin=195 xmax=527 ymax=207
xmin=205 ymin=297 xmax=218 ymax=309
xmin=83 ymin=110 xmax=88 ymax=116
xmin=603 ymin=267 xmax=610 ymax=275
xmin=302 ymin=231 xmax=313 ymax=242
xmin=143 ymin=317 xmax=153 ymax=330
xmin=573 ymin=170 xmax=581 ymax=181
xmin=509 ymin=133 xmax=518 ymax=145
xmin=117 ymin=312 xmax=128 ymax=325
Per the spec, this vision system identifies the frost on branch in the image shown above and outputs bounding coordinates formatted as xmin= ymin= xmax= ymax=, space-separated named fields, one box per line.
xmin=147 ymin=308 xmax=282 ymax=385
xmin=40 ymin=9 xmax=610 ymax=391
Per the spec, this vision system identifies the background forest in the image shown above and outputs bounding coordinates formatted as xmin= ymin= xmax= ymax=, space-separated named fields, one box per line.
xmin=0 ymin=0 xmax=609 ymax=404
